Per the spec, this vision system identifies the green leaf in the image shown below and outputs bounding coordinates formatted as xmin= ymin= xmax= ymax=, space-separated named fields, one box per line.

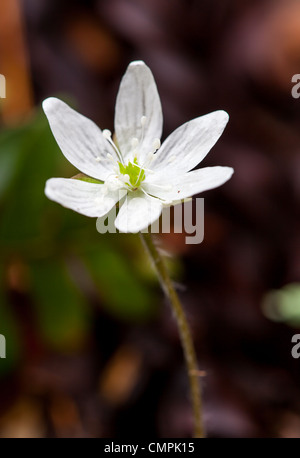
xmin=0 ymin=266 xmax=20 ymax=374
xmin=30 ymin=258 xmax=90 ymax=351
xmin=0 ymin=112 xmax=59 ymax=242
xmin=72 ymin=173 xmax=103 ymax=184
xmin=263 ymin=283 xmax=300 ymax=327
xmin=0 ymin=124 xmax=29 ymax=200
xmin=82 ymin=240 xmax=156 ymax=321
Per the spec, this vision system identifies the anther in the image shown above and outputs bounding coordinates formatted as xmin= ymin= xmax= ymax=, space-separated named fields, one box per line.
xmin=167 ymin=155 xmax=176 ymax=164
xmin=152 ymin=138 xmax=161 ymax=152
xmin=103 ymin=129 xmax=112 ymax=139
xmin=95 ymin=156 xmax=101 ymax=162
xmin=103 ymin=130 xmax=123 ymax=162
xmin=107 ymin=153 xmax=114 ymax=161
xmin=141 ymin=116 xmax=147 ymax=126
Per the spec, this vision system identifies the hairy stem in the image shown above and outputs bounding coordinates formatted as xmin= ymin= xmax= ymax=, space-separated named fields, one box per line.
xmin=140 ymin=232 xmax=205 ymax=438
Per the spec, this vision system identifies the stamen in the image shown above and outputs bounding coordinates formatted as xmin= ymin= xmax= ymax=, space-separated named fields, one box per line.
xmin=140 ymin=187 xmax=170 ymax=204
xmin=107 ymin=153 xmax=114 ymax=161
xmin=141 ymin=116 xmax=147 ymax=127
xmin=112 ymin=165 xmax=120 ymax=174
xmin=142 ymin=152 xmax=155 ymax=170
xmin=105 ymin=174 xmax=123 ymax=191
xmin=103 ymin=129 xmax=123 ymax=162
xmin=152 ymin=138 xmax=161 ymax=152
xmin=146 ymin=152 xmax=154 ymax=164
xmin=131 ymin=137 xmax=139 ymax=149
xmin=140 ymin=187 xmax=155 ymax=199
xmin=134 ymin=165 xmax=144 ymax=186
xmin=95 ymin=156 xmax=101 ymax=162
xmin=119 ymin=174 xmax=130 ymax=184
xmin=140 ymin=138 xmax=161 ymax=169
xmin=148 ymin=183 xmax=173 ymax=191
xmin=167 ymin=155 xmax=176 ymax=164
xmin=102 ymin=129 xmax=112 ymax=139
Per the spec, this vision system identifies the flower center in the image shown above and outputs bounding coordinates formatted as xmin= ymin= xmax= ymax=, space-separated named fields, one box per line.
xmin=101 ymin=116 xmax=161 ymax=192
xmin=118 ymin=158 xmax=145 ymax=190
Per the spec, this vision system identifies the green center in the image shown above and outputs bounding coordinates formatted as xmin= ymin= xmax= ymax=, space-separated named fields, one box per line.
xmin=118 ymin=158 xmax=146 ymax=189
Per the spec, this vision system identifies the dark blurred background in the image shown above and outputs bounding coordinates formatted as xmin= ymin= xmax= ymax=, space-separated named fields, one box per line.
xmin=0 ymin=0 xmax=300 ymax=438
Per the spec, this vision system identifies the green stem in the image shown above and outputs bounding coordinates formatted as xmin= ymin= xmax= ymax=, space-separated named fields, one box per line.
xmin=140 ymin=232 xmax=205 ymax=438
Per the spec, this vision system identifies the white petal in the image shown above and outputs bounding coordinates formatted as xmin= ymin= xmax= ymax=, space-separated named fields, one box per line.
xmin=45 ymin=178 xmax=126 ymax=217
xmin=150 ymin=111 xmax=229 ymax=175
xmin=115 ymin=192 xmax=163 ymax=233
xmin=43 ymin=98 xmax=116 ymax=181
xmin=114 ymin=61 xmax=163 ymax=162
xmin=143 ymin=166 xmax=234 ymax=202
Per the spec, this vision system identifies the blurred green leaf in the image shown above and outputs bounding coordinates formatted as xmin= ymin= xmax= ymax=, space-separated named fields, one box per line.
xmin=0 ymin=124 xmax=28 ymax=200
xmin=0 ymin=108 xmax=160 ymax=378
xmin=82 ymin=240 xmax=156 ymax=321
xmin=30 ymin=258 xmax=90 ymax=351
xmin=0 ymin=112 xmax=56 ymax=242
xmin=72 ymin=173 xmax=103 ymax=184
xmin=0 ymin=266 xmax=20 ymax=374
xmin=0 ymin=109 xmax=80 ymax=245
xmin=263 ymin=283 xmax=300 ymax=327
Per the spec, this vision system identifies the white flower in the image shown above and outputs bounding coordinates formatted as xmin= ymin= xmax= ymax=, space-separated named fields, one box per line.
xmin=43 ymin=61 xmax=233 ymax=233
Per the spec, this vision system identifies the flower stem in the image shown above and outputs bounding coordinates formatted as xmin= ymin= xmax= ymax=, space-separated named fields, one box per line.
xmin=140 ymin=232 xmax=205 ymax=438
